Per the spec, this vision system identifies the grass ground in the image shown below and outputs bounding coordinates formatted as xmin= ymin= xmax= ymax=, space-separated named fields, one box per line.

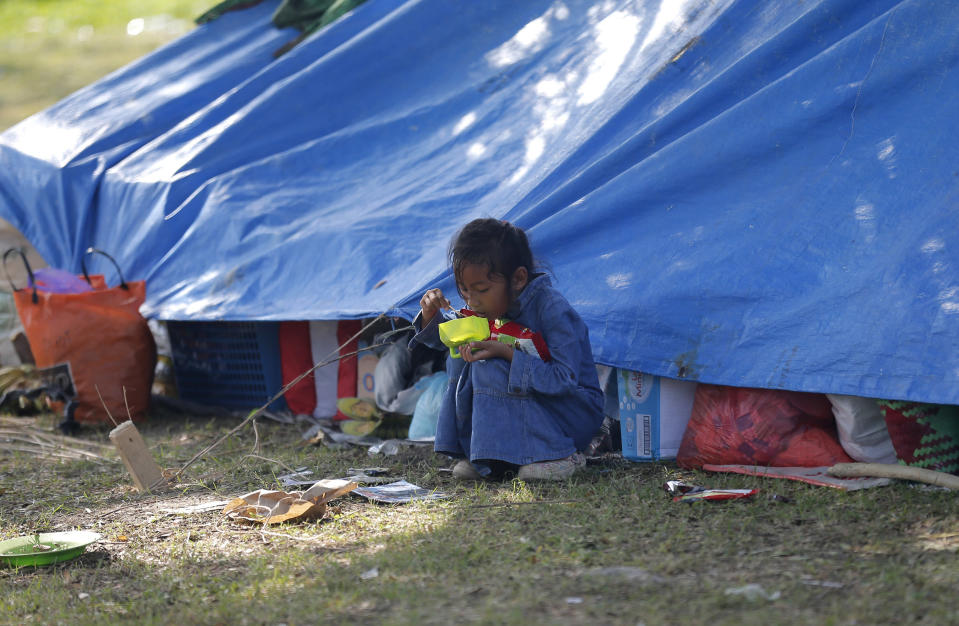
xmin=1 ymin=410 xmax=957 ymax=625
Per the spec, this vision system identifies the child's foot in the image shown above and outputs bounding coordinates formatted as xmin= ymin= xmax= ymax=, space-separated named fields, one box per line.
xmin=517 ymin=453 xmax=585 ymax=481
xmin=452 ymin=460 xmax=485 ymax=481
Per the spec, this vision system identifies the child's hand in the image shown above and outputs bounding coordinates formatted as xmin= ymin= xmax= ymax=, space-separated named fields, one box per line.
xmin=460 ymin=340 xmax=514 ymax=363
xmin=420 ymin=288 xmax=451 ymax=327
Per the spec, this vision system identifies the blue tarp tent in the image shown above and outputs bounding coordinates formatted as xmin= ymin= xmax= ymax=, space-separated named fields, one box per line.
xmin=1 ymin=0 xmax=958 ymax=404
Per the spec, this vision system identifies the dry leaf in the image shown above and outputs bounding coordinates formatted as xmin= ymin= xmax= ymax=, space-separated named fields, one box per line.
xmin=222 ymin=479 xmax=356 ymax=525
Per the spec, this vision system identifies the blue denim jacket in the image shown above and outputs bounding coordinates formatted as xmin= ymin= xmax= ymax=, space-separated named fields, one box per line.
xmin=412 ymin=274 xmax=604 ymax=467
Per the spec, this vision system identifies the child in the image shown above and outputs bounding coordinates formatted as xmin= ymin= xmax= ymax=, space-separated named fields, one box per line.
xmin=412 ymin=218 xmax=604 ymax=480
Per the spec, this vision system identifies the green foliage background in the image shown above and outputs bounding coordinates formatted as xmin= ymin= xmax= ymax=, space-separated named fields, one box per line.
xmin=0 ymin=0 xmax=209 ymax=130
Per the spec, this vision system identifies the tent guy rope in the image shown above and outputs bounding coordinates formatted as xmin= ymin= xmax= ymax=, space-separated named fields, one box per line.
xmin=168 ymin=311 xmax=408 ymax=481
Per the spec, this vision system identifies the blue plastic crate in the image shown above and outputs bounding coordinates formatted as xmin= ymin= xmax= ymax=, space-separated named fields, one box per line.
xmin=166 ymin=321 xmax=286 ymax=411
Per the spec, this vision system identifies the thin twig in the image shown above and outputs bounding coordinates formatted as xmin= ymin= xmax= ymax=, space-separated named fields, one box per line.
xmin=170 ymin=313 xmax=392 ymax=480
xmin=257 ymin=529 xmax=332 ymax=544
xmin=241 ymin=453 xmax=298 ymax=474
xmin=122 ymin=386 xmax=132 ymax=422
xmin=457 ymin=499 xmax=581 ymax=509
xmin=95 ymin=384 xmax=119 ymax=427
xmin=96 ymin=502 xmax=147 ymax=519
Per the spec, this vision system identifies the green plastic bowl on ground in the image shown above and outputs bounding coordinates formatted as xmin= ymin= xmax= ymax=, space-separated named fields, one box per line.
xmin=0 ymin=531 xmax=101 ymax=567
xmin=438 ymin=316 xmax=490 ymax=358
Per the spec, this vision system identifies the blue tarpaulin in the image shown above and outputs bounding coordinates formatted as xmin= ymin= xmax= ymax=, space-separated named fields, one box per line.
xmin=1 ymin=0 xmax=958 ymax=403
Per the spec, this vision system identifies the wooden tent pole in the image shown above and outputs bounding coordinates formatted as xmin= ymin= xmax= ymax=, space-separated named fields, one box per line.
xmin=828 ymin=463 xmax=959 ymax=490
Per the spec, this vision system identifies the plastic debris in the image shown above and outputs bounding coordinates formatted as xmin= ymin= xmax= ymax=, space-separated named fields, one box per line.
xmin=724 ymin=584 xmax=781 ymax=601
xmin=352 ymin=480 xmax=449 ymax=503
xmin=0 ymin=531 xmax=101 ymax=567
xmin=348 ymin=467 xmax=390 ymax=475
xmin=768 ymin=494 xmax=794 ymax=504
xmin=673 ymin=488 xmax=758 ymax=503
xmin=664 ymin=480 xmax=758 ymax=502
xmin=303 ymin=422 xmax=382 ymax=447
xmin=366 ymin=439 xmax=432 ymax=456
xmin=664 ymin=480 xmax=698 ymax=495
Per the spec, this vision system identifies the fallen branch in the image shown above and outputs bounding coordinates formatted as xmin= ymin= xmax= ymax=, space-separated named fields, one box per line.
xmin=828 ymin=463 xmax=959 ymax=490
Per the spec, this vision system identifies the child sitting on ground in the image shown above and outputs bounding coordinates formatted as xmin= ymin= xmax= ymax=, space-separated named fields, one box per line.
xmin=412 ymin=218 xmax=604 ymax=480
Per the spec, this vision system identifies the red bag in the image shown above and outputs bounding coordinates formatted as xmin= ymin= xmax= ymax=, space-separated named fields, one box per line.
xmin=677 ymin=385 xmax=853 ymax=468
xmin=7 ymin=248 xmax=156 ymax=425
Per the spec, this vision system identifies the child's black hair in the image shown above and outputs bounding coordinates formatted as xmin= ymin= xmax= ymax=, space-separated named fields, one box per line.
xmin=448 ymin=218 xmax=534 ymax=288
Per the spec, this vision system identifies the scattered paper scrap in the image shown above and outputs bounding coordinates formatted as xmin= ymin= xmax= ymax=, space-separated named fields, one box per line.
xmin=348 ymin=467 xmax=390 ymax=475
xmin=343 ymin=467 xmax=399 ymax=485
xmin=352 ymin=480 xmax=449 ymax=503
xmin=344 ymin=473 xmax=399 ymax=485
xmin=277 ymin=467 xmax=315 ymax=487
xmin=223 ymin=479 xmax=356 ymax=525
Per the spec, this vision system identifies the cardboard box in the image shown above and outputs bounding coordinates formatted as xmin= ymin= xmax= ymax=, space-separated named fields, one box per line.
xmin=618 ymin=369 xmax=697 ymax=461
xmin=356 ymin=352 xmax=379 ymax=400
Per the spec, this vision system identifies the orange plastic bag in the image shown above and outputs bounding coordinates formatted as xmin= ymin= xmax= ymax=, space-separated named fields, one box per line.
xmin=7 ymin=248 xmax=156 ymax=425
xmin=677 ymin=384 xmax=854 ymax=468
